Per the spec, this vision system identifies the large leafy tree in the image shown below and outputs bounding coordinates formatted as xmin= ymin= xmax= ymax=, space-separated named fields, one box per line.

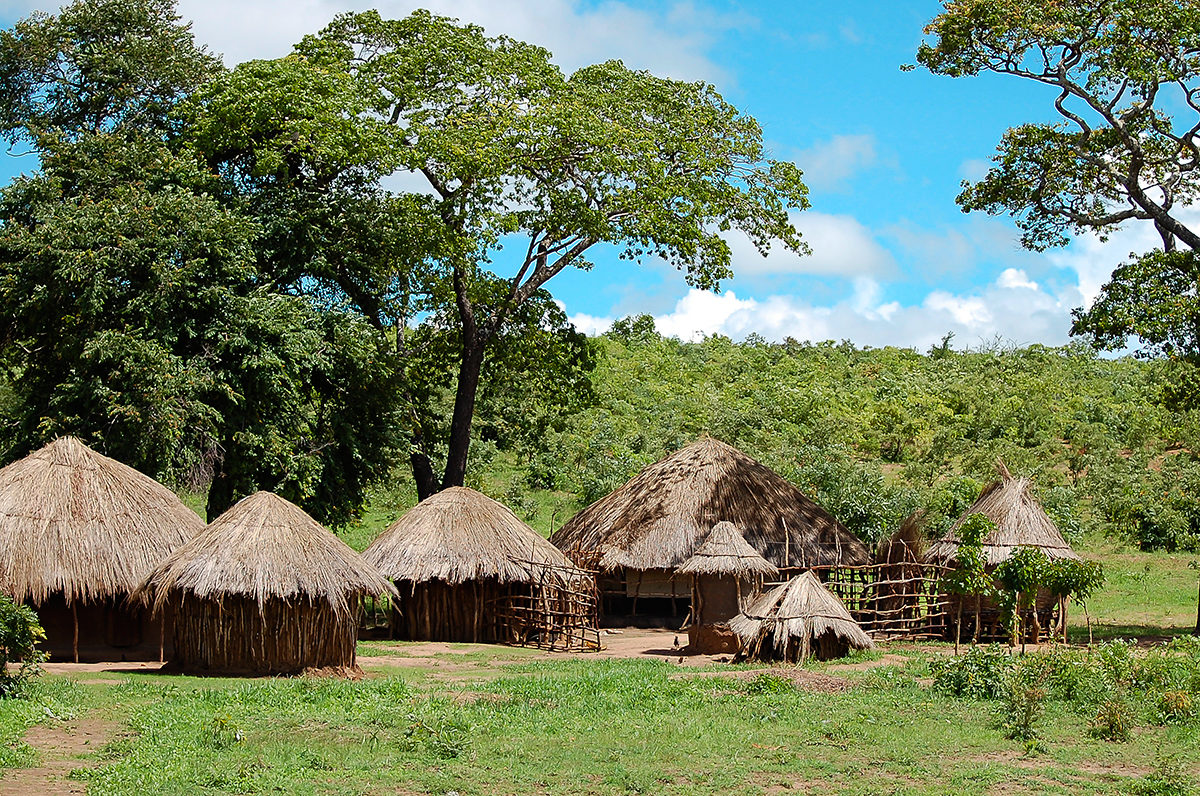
xmin=917 ymin=0 xmax=1200 ymax=365
xmin=0 ymin=0 xmax=403 ymax=524
xmin=293 ymin=10 xmax=810 ymax=498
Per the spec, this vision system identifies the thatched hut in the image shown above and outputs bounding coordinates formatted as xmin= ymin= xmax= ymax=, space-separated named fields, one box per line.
xmin=0 ymin=437 xmax=202 ymax=662
xmin=135 ymin=491 xmax=395 ymax=675
xmin=550 ymin=437 xmax=868 ymax=622
xmin=363 ymin=487 xmax=596 ymax=649
xmin=732 ymin=571 xmax=875 ymax=662
xmin=677 ymin=521 xmax=778 ymax=653
xmin=925 ymin=463 xmax=1081 ymax=641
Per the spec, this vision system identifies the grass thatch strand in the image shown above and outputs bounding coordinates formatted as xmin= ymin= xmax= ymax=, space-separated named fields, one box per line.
xmin=134 ymin=491 xmax=396 ymax=620
xmin=551 ymin=437 xmax=869 ymax=570
xmin=732 ymin=571 xmax=874 ymax=661
xmin=925 ymin=468 xmax=1080 ymax=567
xmin=0 ymin=437 xmax=203 ymax=604
xmin=676 ymin=521 xmax=780 ymax=577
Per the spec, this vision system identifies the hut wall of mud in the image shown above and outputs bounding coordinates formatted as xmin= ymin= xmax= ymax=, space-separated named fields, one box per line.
xmin=170 ymin=592 xmax=358 ymax=675
xmin=35 ymin=593 xmax=171 ymax=662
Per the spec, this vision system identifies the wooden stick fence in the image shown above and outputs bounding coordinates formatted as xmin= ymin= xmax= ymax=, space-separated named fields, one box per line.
xmin=491 ymin=554 xmax=602 ymax=652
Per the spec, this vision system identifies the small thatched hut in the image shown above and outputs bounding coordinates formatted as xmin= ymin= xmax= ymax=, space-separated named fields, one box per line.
xmin=550 ymin=437 xmax=868 ymax=622
xmin=677 ymin=521 xmax=778 ymax=653
xmin=135 ymin=491 xmax=395 ymax=675
xmin=0 ymin=437 xmax=202 ymax=661
xmin=732 ymin=571 xmax=875 ymax=662
xmin=925 ymin=463 xmax=1081 ymax=641
xmin=363 ymin=487 xmax=596 ymax=649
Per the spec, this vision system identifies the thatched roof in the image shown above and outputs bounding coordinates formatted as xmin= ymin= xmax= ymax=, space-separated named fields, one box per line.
xmin=363 ymin=486 xmax=583 ymax=586
xmin=0 ymin=436 xmax=203 ymax=605
xmin=925 ymin=464 xmax=1080 ymax=567
xmin=550 ymin=437 xmax=868 ymax=570
xmin=676 ymin=521 xmax=779 ymax=578
xmin=731 ymin=571 xmax=874 ymax=656
xmin=134 ymin=491 xmax=395 ymax=618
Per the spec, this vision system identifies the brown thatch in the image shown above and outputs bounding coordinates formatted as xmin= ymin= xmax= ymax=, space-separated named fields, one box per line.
xmin=0 ymin=437 xmax=202 ymax=661
xmin=364 ymin=487 xmax=596 ymax=648
xmin=135 ymin=491 xmax=395 ymax=674
xmin=677 ymin=521 xmax=779 ymax=578
xmin=0 ymin=436 xmax=203 ymax=605
xmin=925 ymin=463 xmax=1080 ymax=567
xmin=550 ymin=437 xmax=869 ymax=570
xmin=364 ymin=487 xmax=581 ymax=585
xmin=732 ymin=571 xmax=875 ymax=662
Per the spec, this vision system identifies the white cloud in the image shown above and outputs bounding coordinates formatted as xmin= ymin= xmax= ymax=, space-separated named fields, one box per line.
xmin=728 ymin=211 xmax=894 ymax=279
xmin=171 ymin=0 xmax=737 ymax=80
xmin=793 ymin=134 xmax=877 ymax=192
xmin=996 ymin=268 xmax=1039 ymax=290
xmin=570 ymin=266 xmax=1083 ymax=350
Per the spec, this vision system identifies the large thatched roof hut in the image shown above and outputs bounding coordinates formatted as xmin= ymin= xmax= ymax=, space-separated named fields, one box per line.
xmin=0 ymin=437 xmax=202 ymax=661
xmin=135 ymin=491 xmax=395 ymax=675
xmin=677 ymin=521 xmax=778 ymax=652
xmin=732 ymin=571 xmax=874 ymax=662
xmin=364 ymin=487 xmax=596 ymax=650
xmin=550 ymin=438 xmax=868 ymax=621
xmin=926 ymin=464 xmax=1081 ymax=642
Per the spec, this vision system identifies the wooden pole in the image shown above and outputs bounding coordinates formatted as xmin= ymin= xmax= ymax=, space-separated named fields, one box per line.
xmin=72 ymin=602 xmax=79 ymax=663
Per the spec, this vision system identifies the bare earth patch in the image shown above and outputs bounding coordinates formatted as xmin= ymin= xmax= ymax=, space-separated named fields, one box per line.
xmin=0 ymin=714 xmax=116 ymax=796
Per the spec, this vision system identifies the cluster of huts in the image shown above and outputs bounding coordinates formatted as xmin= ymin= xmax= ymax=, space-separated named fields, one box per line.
xmin=0 ymin=435 xmax=1081 ymax=674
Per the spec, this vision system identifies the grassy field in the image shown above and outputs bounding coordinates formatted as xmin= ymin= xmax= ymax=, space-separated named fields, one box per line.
xmin=0 ymin=537 xmax=1196 ymax=794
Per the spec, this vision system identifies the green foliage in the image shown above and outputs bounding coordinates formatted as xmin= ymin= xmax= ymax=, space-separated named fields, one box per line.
xmin=997 ymin=677 xmax=1047 ymax=750
xmin=942 ymin=513 xmax=996 ymax=598
xmin=931 ymin=644 xmax=1016 ymax=699
xmin=0 ymin=595 xmax=44 ymax=698
xmin=1135 ymin=750 xmax=1198 ymax=796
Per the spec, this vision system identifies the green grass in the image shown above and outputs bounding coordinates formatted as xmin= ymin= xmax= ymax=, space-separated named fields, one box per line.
xmin=37 ymin=654 xmax=1194 ymax=796
xmin=1070 ymin=537 xmax=1198 ymax=641
xmin=0 ymin=677 xmax=92 ymax=768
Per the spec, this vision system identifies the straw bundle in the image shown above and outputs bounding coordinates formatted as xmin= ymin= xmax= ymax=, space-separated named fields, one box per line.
xmin=925 ymin=463 xmax=1080 ymax=567
xmin=732 ymin=571 xmax=874 ymax=662
xmin=551 ymin=438 xmax=868 ymax=570
xmin=677 ymin=521 xmax=779 ymax=578
xmin=0 ymin=436 xmax=203 ymax=605
xmin=363 ymin=487 xmax=582 ymax=585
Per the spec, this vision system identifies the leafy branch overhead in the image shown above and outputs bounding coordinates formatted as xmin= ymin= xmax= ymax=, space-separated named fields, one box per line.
xmin=919 ymin=0 xmax=1200 ymax=253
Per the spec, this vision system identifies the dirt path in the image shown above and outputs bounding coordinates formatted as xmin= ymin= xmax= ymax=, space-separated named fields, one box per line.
xmin=0 ymin=714 xmax=116 ymax=796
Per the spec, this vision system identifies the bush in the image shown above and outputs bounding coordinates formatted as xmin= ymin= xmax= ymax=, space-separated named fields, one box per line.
xmin=1090 ymin=696 xmax=1133 ymax=742
xmin=0 ymin=595 xmax=45 ymax=698
xmin=997 ymin=677 xmax=1046 ymax=749
xmin=930 ymin=645 xmax=1015 ymax=700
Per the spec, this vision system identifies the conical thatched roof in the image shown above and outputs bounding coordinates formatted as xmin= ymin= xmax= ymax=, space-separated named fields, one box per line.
xmin=676 ymin=521 xmax=779 ymax=578
xmin=0 ymin=436 xmax=203 ymax=605
xmin=550 ymin=438 xmax=868 ymax=570
xmin=363 ymin=486 xmax=582 ymax=585
xmin=134 ymin=491 xmax=395 ymax=618
xmin=925 ymin=465 xmax=1080 ymax=567
xmin=731 ymin=571 xmax=874 ymax=656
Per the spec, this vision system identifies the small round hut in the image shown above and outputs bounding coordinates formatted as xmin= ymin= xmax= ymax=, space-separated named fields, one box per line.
xmin=676 ymin=521 xmax=778 ymax=653
xmin=364 ymin=487 xmax=596 ymax=649
xmin=0 ymin=437 xmax=202 ymax=662
xmin=732 ymin=571 xmax=874 ymax=662
xmin=550 ymin=437 xmax=868 ymax=623
xmin=135 ymin=491 xmax=395 ymax=675
xmin=925 ymin=463 xmax=1081 ymax=641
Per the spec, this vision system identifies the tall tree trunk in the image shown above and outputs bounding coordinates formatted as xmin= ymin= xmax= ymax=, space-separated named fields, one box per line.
xmin=205 ymin=468 xmax=235 ymax=522
xmin=411 ymin=450 xmax=438 ymax=502
xmin=441 ymin=327 xmax=486 ymax=490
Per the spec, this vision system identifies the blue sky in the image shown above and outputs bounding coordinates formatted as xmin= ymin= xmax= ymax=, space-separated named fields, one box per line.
xmin=0 ymin=0 xmax=1173 ymax=350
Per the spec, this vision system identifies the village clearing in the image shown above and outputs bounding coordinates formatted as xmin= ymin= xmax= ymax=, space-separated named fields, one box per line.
xmin=0 ymin=547 xmax=1195 ymax=796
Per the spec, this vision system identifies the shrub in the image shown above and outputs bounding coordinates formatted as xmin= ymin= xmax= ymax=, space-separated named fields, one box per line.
xmin=930 ymin=645 xmax=1015 ymax=700
xmin=1090 ymin=696 xmax=1133 ymax=742
xmin=997 ymin=678 xmax=1046 ymax=749
xmin=0 ymin=595 xmax=45 ymax=698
